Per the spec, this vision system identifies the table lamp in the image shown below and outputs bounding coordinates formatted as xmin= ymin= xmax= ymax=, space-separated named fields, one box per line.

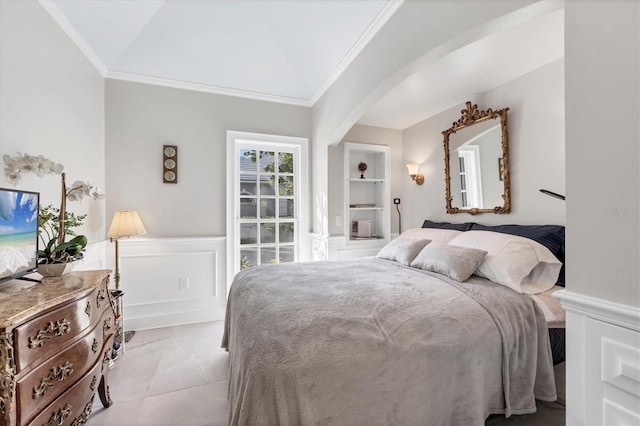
xmin=107 ymin=210 xmax=147 ymax=291
xmin=107 ymin=210 xmax=146 ymax=353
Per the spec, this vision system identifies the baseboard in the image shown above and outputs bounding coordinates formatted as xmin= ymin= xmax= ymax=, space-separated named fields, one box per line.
xmin=125 ymin=305 xmax=227 ymax=331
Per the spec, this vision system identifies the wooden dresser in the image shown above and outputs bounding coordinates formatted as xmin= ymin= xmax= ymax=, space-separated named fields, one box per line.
xmin=0 ymin=270 xmax=116 ymax=426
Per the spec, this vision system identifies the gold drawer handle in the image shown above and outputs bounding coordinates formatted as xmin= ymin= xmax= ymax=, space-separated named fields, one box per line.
xmin=29 ymin=320 xmax=71 ymax=349
xmin=70 ymin=395 xmax=94 ymax=426
xmin=91 ymin=338 xmax=99 ymax=353
xmin=43 ymin=403 xmax=71 ymax=426
xmin=0 ymin=332 xmax=16 ymax=423
xmin=103 ymin=317 xmax=112 ymax=335
xmin=85 ymin=300 xmax=92 ymax=317
xmin=33 ymin=361 xmax=74 ymax=399
xmin=96 ymin=289 xmax=106 ymax=308
xmin=102 ymin=348 xmax=112 ymax=367
xmin=90 ymin=376 xmax=97 ymax=391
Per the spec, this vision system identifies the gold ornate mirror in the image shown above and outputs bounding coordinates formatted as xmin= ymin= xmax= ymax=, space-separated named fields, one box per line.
xmin=442 ymin=101 xmax=510 ymax=215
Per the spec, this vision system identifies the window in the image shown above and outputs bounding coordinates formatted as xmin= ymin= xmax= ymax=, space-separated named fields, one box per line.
xmin=457 ymin=147 xmax=483 ymax=209
xmin=227 ymin=132 xmax=309 ymax=285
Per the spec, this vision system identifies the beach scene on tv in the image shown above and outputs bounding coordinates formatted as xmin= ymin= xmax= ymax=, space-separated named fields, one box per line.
xmin=0 ymin=189 xmax=39 ymax=280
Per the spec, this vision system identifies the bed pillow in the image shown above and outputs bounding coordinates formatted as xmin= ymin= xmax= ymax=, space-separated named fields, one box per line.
xmin=422 ymin=220 xmax=474 ymax=231
xmin=377 ymin=238 xmax=431 ymax=265
xmin=469 ymin=223 xmax=565 ymax=286
xmin=410 ymin=245 xmax=487 ymax=282
xmin=448 ymin=230 xmax=562 ymax=294
xmin=398 ymin=228 xmax=463 ymax=246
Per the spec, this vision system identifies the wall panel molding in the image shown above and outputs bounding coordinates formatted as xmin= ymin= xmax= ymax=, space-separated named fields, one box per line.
xmin=556 ymin=290 xmax=640 ymax=425
xmin=326 ymin=235 xmax=386 ymax=260
xmin=116 ymin=237 xmax=227 ymax=330
xmin=76 ymin=240 xmax=108 ymax=271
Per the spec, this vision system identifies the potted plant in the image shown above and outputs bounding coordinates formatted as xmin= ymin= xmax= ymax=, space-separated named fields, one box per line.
xmin=3 ymin=153 xmax=104 ymax=276
xmin=37 ymin=204 xmax=88 ymax=275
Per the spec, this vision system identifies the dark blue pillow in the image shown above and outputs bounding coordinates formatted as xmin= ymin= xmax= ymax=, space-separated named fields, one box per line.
xmin=422 ymin=220 xmax=474 ymax=231
xmin=469 ymin=223 xmax=565 ymax=287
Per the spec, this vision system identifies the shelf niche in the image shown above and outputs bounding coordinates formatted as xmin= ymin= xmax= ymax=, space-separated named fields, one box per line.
xmin=344 ymin=142 xmax=390 ymax=244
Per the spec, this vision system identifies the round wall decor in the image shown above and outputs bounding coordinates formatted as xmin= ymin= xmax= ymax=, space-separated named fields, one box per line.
xmin=163 ymin=144 xmax=178 ymax=183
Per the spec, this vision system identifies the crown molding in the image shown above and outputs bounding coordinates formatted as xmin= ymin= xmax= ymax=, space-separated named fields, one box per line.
xmin=106 ymin=71 xmax=313 ymax=107
xmin=39 ymin=0 xmax=404 ymax=107
xmin=39 ymin=0 xmax=108 ymax=77
xmin=310 ymin=0 xmax=405 ymax=105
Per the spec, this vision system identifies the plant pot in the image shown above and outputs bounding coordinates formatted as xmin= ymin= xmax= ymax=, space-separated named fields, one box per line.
xmin=37 ymin=261 xmax=78 ymax=277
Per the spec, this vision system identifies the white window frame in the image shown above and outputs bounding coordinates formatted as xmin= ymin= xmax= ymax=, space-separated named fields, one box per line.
xmin=226 ymin=131 xmax=309 ymax=292
xmin=457 ymin=146 xmax=484 ymax=209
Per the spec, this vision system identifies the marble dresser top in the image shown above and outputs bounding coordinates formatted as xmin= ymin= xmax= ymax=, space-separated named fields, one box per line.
xmin=0 ymin=269 xmax=111 ymax=329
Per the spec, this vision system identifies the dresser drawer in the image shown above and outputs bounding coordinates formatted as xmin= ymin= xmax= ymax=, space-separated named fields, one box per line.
xmin=15 ymin=308 xmax=114 ymax=425
xmin=13 ymin=278 xmax=111 ymax=374
xmin=0 ymin=270 xmax=114 ymax=426
xmin=27 ymin=353 xmax=108 ymax=426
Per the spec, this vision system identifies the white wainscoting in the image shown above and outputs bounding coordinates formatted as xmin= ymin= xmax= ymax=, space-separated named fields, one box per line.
xmin=74 ymin=240 xmax=108 ymax=271
xmin=310 ymin=233 xmax=328 ymax=261
xmin=555 ymin=290 xmax=640 ymax=426
xmin=311 ymin=233 xmax=397 ymax=261
xmin=112 ymin=237 xmax=228 ymax=331
xmin=326 ymin=234 xmax=396 ymax=260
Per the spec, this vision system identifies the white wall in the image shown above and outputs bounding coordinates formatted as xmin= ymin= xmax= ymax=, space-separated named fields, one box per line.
xmin=105 ymin=79 xmax=310 ymax=237
xmin=0 ymin=0 xmax=106 ymax=244
xmin=565 ymin=0 xmax=639 ymax=308
xmin=311 ymin=0 xmax=553 ymax=236
xmin=105 ymin=79 xmax=311 ymax=328
xmin=560 ymin=2 xmax=640 ymax=425
xmin=402 ymin=58 xmax=565 ymax=228
xmin=328 ymin=125 xmax=403 ymax=236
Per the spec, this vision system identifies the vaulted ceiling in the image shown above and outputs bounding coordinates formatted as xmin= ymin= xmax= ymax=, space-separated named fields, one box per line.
xmin=43 ymin=0 xmax=563 ymax=130
xmin=45 ymin=0 xmax=397 ymax=105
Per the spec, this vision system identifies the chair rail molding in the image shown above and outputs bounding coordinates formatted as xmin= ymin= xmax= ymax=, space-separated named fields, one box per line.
xmin=555 ymin=290 xmax=640 ymax=332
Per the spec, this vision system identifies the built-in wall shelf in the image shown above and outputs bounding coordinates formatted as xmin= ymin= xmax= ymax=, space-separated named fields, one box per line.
xmin=344 ymin=142 xmax=390 ymax=245
xmin=349 ymin=178 xmax=385 ymax=183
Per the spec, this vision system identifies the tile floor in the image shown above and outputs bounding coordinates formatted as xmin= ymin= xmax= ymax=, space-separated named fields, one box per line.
xmin=88 ymin=321 xmax=565 ymax=426
xmin=89 ymin=321 xmax=229 ymax=425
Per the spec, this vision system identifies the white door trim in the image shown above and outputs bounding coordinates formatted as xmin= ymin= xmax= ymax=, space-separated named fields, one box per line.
xmin=226 ymin=131 xmax=309 ymax=292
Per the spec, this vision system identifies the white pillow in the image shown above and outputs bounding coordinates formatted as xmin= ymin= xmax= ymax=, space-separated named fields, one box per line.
xmin=399 ymin=228 xmax=463 ymax=246
xmin=448 ymin=230 xmax=562 ymax=294
xmin=376 ymin=238 xmax=431 ymax=266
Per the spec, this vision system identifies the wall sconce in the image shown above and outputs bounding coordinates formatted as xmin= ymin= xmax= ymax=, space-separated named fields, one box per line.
xmin=406 ymin=163 xmax=424 ymax=185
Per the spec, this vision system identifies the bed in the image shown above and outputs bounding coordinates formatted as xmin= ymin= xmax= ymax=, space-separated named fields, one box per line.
xmin=222 ymin=222 xmax=565 ymax=425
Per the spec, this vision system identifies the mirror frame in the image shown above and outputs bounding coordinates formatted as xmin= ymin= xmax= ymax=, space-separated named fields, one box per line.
xmin=442 ymin=101 xmax=511 ymax=215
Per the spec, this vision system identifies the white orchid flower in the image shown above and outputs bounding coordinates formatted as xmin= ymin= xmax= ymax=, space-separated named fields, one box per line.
xmin=3 ymin=152 xmax=64 ymax=184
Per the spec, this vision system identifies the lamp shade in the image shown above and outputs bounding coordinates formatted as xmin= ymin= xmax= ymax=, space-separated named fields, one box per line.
xmin=406 ymin=162 xmax=420 ymax=176
xmin=108 ymin=210 xmax=147 ymax=238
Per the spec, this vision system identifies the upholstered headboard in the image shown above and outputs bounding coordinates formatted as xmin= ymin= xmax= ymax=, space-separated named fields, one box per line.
xmin=422 ymin=220 xmax=566 ymax=287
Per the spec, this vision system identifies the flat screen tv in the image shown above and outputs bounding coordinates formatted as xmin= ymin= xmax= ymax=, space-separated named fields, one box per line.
xmin=0 ymin=188 xmax=39 ymax=281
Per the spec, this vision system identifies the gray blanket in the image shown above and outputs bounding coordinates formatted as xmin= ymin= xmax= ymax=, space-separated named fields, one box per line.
xmin=222 ymin=258 xmax=556 ymax=425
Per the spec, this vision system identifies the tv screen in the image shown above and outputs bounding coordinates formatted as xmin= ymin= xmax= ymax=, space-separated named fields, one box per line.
xmin=0 ymin=188 xmax=39 ymax=281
